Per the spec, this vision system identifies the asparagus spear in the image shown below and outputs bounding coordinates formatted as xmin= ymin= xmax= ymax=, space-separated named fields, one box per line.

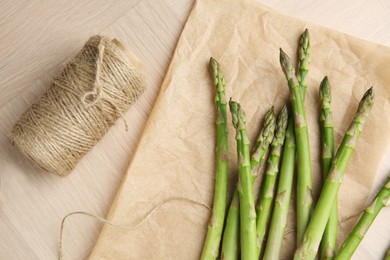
xmin=319 ymin=77 xmax=338 ymax=259
xmin=263 ymin=113 xmax=296 ymax=260
xmin=386 ymin=247 xmax=390 ymax=260
xmin=280 ymin=48 xmax=314 ymax=243
xmin=201 ymin=57 xmax=229 ymax=260
xmin=335 ymin=175 xmax=390 ymax=260
xmin=255 ymin=106 xmax=288 ymax=258
xmin=297 ymin=29 xmax=310 ymax=101
xmin=294 ymin=87 xmax=374 ymax=260
xmin=221 ymin=108 xmax=276 ymax=260
xmin=229 ymin=100 xmax=257 ymax=260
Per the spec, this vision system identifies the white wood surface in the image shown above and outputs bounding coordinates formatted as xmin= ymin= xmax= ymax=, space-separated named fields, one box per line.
xmin=0 ymin=0 xmax=389 ymax=259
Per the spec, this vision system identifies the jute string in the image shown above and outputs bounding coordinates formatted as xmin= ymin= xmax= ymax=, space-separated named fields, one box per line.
xmin=10 ymin=35 xmax=146 ymax=176
xmin=59 ymin=197 xmax=211 ymax=260
xmin=58 ymin=195 xmax=389 ymax=260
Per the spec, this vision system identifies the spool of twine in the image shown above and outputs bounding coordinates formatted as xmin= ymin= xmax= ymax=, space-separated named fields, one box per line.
xmin=10 ymin=35 xmax=146 ymax=176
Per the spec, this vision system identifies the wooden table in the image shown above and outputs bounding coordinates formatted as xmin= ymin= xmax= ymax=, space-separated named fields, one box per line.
xmin=1 ymin=0 xmax=389 ymax=259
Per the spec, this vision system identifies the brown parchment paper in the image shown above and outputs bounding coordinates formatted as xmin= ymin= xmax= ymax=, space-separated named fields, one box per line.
xmin=90 ymin=0 xmax=390 ymax=259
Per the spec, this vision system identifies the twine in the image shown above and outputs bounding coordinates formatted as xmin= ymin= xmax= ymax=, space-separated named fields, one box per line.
xmin=59 ymin=197 xmax=211 ymax=260
xmin=10 ymin=35 xmax=146 ymax=176
xmin=59 ymin=200 xmax=388 ymax=259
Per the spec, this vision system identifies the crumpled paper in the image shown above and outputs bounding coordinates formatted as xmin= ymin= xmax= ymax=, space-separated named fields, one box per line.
xmin=90 ymin=0 xmax=390 ymax=258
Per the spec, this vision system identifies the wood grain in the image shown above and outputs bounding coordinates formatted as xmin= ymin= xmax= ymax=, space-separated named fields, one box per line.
xmin=0 ymin=0 xmax=388 ymax=259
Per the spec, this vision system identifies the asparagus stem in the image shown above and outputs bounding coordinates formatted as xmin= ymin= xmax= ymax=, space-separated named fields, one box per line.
xmin=229 ymin=100 xmax=257 ymax=260
xmin=297 ymin=29 xmax=310 ymax=101
xmin=220 ymin=127 xmax=245 ymax=260
xmin=263 ymin=113 xmax=296 ymax=260
xmin=294 ymin=88 xmax=374 ymax=260
xmin=221 ymin=108 xmax=276 ymax=260
xmin=201 ymin=58 xmax=229 ymax=260
xmin=280 ymin=48 xmax=314 ymax=244
xmin=335 ymin=175 xmax=390 ymax=260
xmin=255 ymin=106 xmax=288 ymax=258
xmin=220 ymin=190 xmax=240 ymax=260
xmin=319 ymin=77 xmax=337 ymax=260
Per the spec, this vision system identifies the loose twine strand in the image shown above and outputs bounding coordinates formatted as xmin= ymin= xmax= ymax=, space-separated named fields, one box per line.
xmin=81 ymin=38 xmax=129 ymax=131
xmin=59 ymin=194 xmax=389 ymax=260
xmin=58 ymin=197 xmax=211 ymax=260
xmin=10 ymin=35 xmax=145 ymax=176
xmin=80 ymin=37 xmax=105 ymax=107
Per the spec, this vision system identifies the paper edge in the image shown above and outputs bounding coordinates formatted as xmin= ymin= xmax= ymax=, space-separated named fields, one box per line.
xmin=88 ymin=1 xmax=200 ymax=257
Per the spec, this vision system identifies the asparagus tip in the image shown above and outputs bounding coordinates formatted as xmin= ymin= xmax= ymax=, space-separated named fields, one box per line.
xmin=362 ymin=87 xmax=374 ymax=105
xmin=209 ymin=56 xmax=216 ymax=65
xmin=229 ymin=100 xmax=246 ymax=130
xmin=209 ymin=57 xmax=226 ymax=92
xmin=265 ymin=106 xmax=276 ymax=123
xmin=278 ymin=105 xmax=289 ymax=129
xmin=263 ymin=106 xmax=277 ymax=141
xmin=229 ymin=99 xmax=239 ymax=128
xmin=366 ymin=86 xmax=374 ymax=96
xmin=209 ymin=57 xmax=219 ymax=73
xmin=279 ymin=48 xmax=286 ymax=59
xmin=280 ymin=105 xmax=288 ymax=118
xmin=279 ymin=48 xmax=295 ymax=79
xmin=354 ymin=87 xmax=374 ymax=124
xmin=303 ymin=28 xmax=309 ymax=39
xmin=320 ymin=76 xmax=331 ymax=101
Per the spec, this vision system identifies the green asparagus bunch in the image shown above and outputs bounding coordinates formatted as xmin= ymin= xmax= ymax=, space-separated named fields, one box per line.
xmin=202 ymin=29 xmax=384 ymax=260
